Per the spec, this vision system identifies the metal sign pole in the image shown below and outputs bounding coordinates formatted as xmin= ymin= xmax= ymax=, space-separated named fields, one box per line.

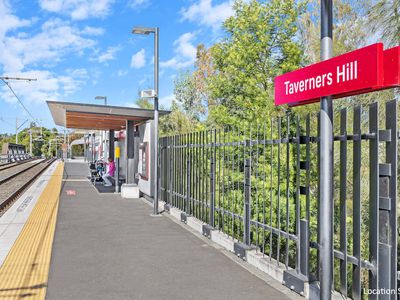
xmin=319 ymin=0 xmax=333 ymax=299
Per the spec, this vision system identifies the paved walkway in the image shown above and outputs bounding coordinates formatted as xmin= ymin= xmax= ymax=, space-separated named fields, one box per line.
xmin=47 ymin=162 xmax=291 ymax=300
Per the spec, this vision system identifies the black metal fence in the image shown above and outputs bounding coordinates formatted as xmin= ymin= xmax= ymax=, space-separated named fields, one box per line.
xmin=159 ymin=99 xmax=398 ymax=299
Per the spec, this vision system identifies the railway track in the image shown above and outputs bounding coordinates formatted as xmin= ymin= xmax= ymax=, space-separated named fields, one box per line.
xmin=0 ymin=159 xmax=35 ymax=172
xmin=0 ymin=159 xmax=44 ymax=183
xmin=0 ymin=158 xmax=56 ymax=216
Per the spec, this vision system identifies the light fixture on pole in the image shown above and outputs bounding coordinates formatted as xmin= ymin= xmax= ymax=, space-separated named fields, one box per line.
xmin=95 ymin=95 xmax=107 ymax=106
xmin=132 ymin=26 xmax=160 ymax=215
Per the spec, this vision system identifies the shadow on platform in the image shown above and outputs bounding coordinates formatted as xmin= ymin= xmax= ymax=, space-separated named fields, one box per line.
xmin=47 ymin=162 xmax=293 ymax=300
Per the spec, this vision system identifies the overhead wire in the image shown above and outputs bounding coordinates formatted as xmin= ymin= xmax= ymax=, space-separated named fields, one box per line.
xmin=0 ymin=78 xmax=38 ymax=125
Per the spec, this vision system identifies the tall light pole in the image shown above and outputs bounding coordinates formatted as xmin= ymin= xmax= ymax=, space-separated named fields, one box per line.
xmin=132 ymin=26 xmax=159 ymax=215
xmin=95 ymin=96 xmax=107 ymax=159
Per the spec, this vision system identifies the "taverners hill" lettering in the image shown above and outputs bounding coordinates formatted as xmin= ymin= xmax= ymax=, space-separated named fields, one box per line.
xmin=284 ymin=61 xmax=358 ymax=95
xmin=274 ymin=43 xmax=384 ymax=106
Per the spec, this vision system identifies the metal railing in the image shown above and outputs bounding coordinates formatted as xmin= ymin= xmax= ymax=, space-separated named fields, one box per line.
xmin=159 ymin=99 xmax=398 ymax=299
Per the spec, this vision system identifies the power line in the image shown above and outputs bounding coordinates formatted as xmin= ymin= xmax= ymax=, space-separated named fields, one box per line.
xmin=0 ymin=77 xmax=38 ymax=124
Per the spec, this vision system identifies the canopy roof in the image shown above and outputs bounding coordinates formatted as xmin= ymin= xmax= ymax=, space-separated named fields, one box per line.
xmin=47 ymin=101 xmax=170 ymax=130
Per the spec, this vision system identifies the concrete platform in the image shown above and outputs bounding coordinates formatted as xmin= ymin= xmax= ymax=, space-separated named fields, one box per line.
xmin=47 ymin=162 xmax=291 ymax=300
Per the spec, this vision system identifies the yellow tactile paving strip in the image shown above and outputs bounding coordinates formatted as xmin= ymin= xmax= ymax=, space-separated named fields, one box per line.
xmin=0 ymin=162 xmax=64 ymax=299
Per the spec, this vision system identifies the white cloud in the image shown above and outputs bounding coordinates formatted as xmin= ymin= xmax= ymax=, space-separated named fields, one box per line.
xmin=180 ymin=0 xmax=234 ymax=30
xmin=160 ymin=32 xmax=197 ymax=70
xmin=38 ymin=0 xmax=115 ymax=20
xmin=0 ymin=2 xmax=97 ymax=107
xmin=0 ymin=0 xmax=32 ymax=40
xmin=94 ymin=46 xmax=121 ymax=63
xmin=0 ymin=69 xmax=87 ymax=104
xmin=130 ymin=49 xmax=146 ymax=69
xmin=0 ymin=17 xmax=96 ymax=73
xmin=128 ymin=0 xmax=150 ymax=9
xmin=81 ymin=26 xmax=105 ymax=36
xmin=116 ymin=69 xmax=128 ymax=77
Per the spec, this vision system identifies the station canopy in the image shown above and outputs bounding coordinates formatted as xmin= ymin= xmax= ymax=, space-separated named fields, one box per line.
xmin=47 ymin=101 xmax=170 ymax=131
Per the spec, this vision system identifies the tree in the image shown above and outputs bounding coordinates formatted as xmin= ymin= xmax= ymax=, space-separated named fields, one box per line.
xmin=136 ymin=98 xmax=153 ymax=110
xmin=299 ymin=0 xmax=369 ymax=64
xmin=367 ymin=0 xmax=400 ymax=47
xmin=207 ymin=0 xmax=305 ymax=126
xmin=174 ymin=70 xmax=205 ymax=121
xmin=159 ymin=101 xmax=201 ymax=136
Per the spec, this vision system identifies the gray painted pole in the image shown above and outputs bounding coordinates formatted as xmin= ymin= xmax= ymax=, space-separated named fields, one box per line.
xmin=319 ymin=0 xmax=333 ymax=299
xmin=153 ymin=27 xmax=159 ymax=215
xmin=29 ymin=129 xmax=32 ymax=156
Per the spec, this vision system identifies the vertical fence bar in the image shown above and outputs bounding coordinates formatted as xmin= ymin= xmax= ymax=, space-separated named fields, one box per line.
xmin=285 ymin=114 xmax=290 ymax=269
xmin=168 ymin=136 xmax=171 ymax=205
xmin=217 ymin=129 xmax=221 ymax=229
xmin=255 ymin=124 xmax=259 ymax=250
xmin=236 ymin=127 xmax=240 ymax=239
xmin=190 ymin=133 xmax=194 ymax=215
xmin=244 ymin=155 xmax=251 ymax=246
xmin=262 ymin=123 xmax=267 ymax=256
xmin=210 ymin=129 xmax=216 ymax=227
xmin=201 ymin=131 xmax=204 ymax=221
xmin=173 ymin=135 xmax=176 ymax=207
xmin=295 ymin=116 xmax=301 ymax=274
xmin=369 ymin=102 xmax=378 ymax=297
xmin=186 ymin=135 xmax=190 ymax=215
xmin=195 ymin=131 xmax=199 ymax=219
xmin=317 ymin=112 xmax=320 ymax=280
xmin=277 ymin=117 xmax=281 ymax=265
xmin=339 ymin=108 xmax=348 ymax=297
xmin=352 ymin=106 xmax=361 ymax=299
xmin=269 ymin=118 xmax=273 ymax=260
xmin=230 ymin=128 xmax=235 ymax=239
xmin=305 ymin=115 xmax=311 ymax=277
xmin=222 ymin=128 xmax=226 ymax=232
xmin=385 ymin=100 xmax=397 ymax=299
xmin=305 ymin=115 xmax=311 ymax=224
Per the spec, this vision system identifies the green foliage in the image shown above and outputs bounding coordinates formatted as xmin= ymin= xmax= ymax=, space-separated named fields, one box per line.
xmin=174 ymin=70 xmax=205 ymax=121
xmin=367 ymin=0 xmax=400 ymax=47
xmin=208 ymin=0 xmax=305 ymax=125
xmin=159 ymin=101 xmax=201 ymax=136
xmin=136 ymin=98 xmax=153 ymax=110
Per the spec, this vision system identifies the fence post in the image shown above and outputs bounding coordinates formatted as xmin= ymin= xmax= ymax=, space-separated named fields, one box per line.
xmin=244 ymin=151 xmax=251 ymax=246
xmin=186 ymin=137 xmax=191 ymax=215
xmin=209 ymin=130 xmax=216 ymax=227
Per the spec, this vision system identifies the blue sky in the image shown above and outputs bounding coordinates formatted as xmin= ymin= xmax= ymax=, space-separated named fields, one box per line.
xmin=0 ymin=0 xmax=234 ymax=133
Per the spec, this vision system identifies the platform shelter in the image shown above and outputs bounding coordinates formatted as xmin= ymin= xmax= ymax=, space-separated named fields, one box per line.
xmin=47 ymin=100 xmax=170 ymax=199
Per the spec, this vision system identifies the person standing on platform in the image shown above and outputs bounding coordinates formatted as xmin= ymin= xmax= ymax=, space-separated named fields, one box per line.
xmin=102 ymin=157 xmax=115 ymax=187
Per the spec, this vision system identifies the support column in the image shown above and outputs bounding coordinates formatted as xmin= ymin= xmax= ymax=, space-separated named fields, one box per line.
xmin=108 ymin=130 xmax=114 ymax=160
xmin=126 ymin=120 xmax=135 ymax=184
xmin=121 ymin=121 xmax=139 ymax=199
xmin=133 ymin=125 xmax=140 ymax=184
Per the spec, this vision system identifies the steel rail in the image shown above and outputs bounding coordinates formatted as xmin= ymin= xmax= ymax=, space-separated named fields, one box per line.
xmin=0 ymin=158 xmax=56 ymax=213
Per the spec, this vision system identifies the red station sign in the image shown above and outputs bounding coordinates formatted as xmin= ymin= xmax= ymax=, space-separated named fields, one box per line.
xmin=274 ymin=43 xmax=400 ymax=106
